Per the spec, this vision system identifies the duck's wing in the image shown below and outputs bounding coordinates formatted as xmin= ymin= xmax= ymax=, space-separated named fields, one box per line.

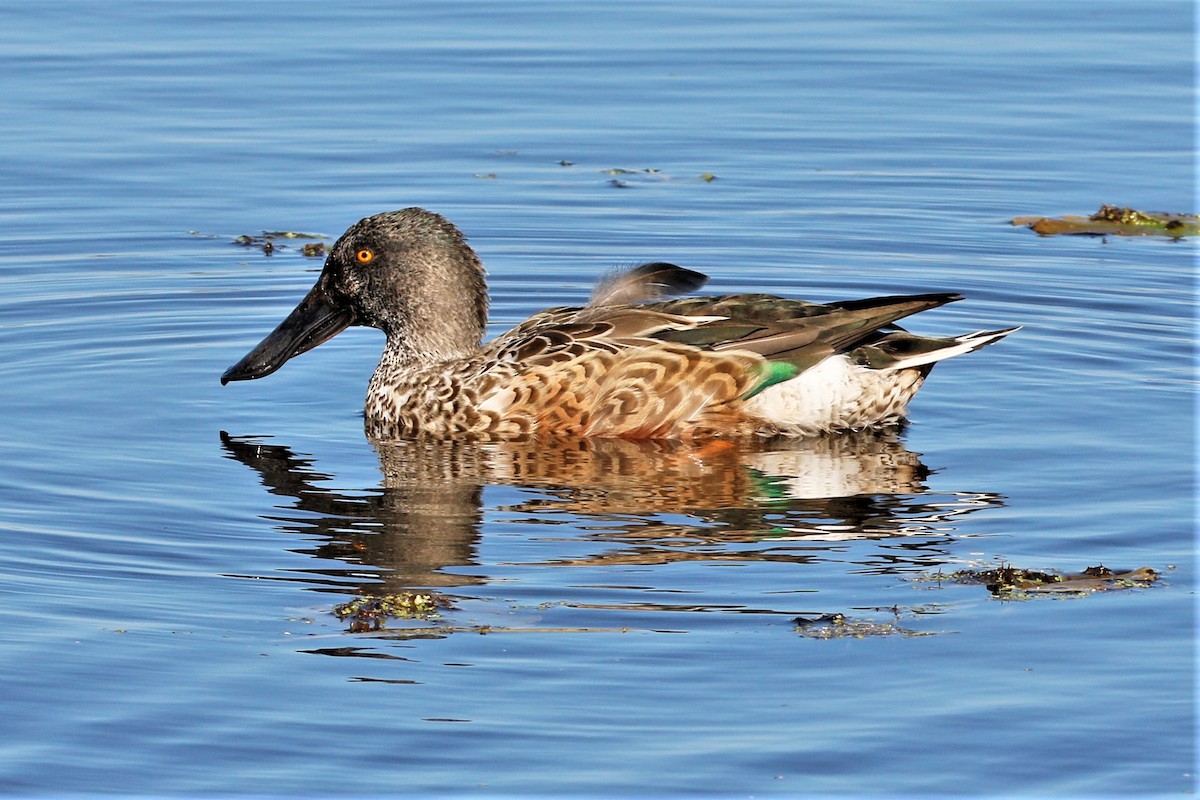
xmin=484 ymin=291 xmax=972 ymax=437
xmin=651 ymin=292 xmax=1017 ymax=374
xmin=647 ymin=292 xmax=966 ymax=386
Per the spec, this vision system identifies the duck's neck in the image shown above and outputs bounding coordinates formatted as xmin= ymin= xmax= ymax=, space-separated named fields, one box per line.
xmin=381 ymin=254 xmax=488 ymax=367
xmin=384 ymin=304 xmax=484 ymax=366
xmin=364 ymin=311 xmax=484 ymax=431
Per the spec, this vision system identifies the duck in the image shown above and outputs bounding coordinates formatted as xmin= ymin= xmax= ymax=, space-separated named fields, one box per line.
xmin=221 ymin=208 xmax=1017 ymax=440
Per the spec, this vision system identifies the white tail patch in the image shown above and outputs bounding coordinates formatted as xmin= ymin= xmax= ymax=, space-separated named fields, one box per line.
xmin=880 ymin=327 xmax=1021 ymax=372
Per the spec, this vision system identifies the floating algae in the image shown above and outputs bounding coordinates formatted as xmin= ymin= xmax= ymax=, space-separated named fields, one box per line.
xmin=1012 ymin=205 xmax=1198 ymax=238
xmin=793 ymin=610 xmax=938 ymax=639
xmin=334 ymin=591 xmax=454 ymax=632
xmin=913 ymin=563 xmax=1159 ymax=599
xmin=232 ymin=230 xmax=328 ymax=256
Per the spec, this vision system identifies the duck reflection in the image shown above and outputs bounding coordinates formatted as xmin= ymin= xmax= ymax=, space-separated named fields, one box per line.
xmin=220 ymin=429 xmax=1003 ymax=597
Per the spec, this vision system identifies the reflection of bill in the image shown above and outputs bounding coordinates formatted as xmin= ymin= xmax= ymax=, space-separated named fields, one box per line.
xmin=220 ymin=429 xmax=1004 ymax=591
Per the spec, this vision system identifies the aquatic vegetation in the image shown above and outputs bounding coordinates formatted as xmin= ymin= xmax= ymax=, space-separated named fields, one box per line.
xmin=1012 ymin=205 xmax=1198 ymax=238
xmin=913 ymin=563 xmax=1159 ymax=599
xmin=793 ymin=610 xmax=938 ymax=639
xmin=596 ymin=167 xmax=661 ymax=175
xmin=232 ymin=230 xmax=328 ymax=256
xmin=334 ymin=591 xmax=453 ymax=632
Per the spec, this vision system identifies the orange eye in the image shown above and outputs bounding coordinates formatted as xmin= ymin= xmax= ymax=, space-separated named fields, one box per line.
xmin=355 ymin=248 xmax=375 ymax=265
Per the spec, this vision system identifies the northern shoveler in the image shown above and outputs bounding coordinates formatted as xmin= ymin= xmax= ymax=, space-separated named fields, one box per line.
xmin=222 ymin=208 xmax=1017 ymax=439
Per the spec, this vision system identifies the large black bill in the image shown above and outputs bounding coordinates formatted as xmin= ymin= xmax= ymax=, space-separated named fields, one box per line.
xmin=221 ymin=281 xmax=356 ymax=385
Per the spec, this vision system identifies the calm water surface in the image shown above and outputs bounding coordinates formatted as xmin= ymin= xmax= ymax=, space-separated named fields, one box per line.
xmin=0 ymin=1 xmax=1194 ymax=796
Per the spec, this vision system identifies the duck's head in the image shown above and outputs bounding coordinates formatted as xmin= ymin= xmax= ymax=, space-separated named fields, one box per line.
xmin=221 ymin=208 xmax=487 ymax=385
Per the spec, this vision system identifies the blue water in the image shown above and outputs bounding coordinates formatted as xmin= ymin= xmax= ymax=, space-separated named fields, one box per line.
xmin=0 ymin=1 xmax=1194 ymax=796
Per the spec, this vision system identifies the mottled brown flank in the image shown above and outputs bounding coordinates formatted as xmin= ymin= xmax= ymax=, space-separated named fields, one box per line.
xmin=365 ymin=324 xmax=763 ymax=440
xmin=362 ymin=295 xmax=948 ymax=440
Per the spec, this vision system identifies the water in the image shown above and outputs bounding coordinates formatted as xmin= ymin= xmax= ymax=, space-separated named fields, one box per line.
xmin=0 ymin=1 xmax=1194 ymax=796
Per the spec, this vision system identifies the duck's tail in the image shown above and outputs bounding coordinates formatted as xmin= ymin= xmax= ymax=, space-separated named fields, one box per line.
xmin=857 ymin=326 xmax=1021 ymax=372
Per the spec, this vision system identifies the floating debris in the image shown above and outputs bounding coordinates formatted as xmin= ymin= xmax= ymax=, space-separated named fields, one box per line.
xmin=333 ymin=591 xmax=453 ymax=633
xmin=1012 ymin=205 xmax=1198 ymax=238
xmin=793 ymin=611 xmax=936 ymax=639
xmin=232 ymin=230 xmax=328 ymax=256
xmin=597 ymin=167 xmax=660 ymax=175
xmin=262 ymin=230 xmax=325 ymax=240
xmin=473 ymin=172 xmax=498 ymax=180
xmin=558 ymin=159 xmax=574 ymax=167
xmin=300 ymin=242 xmax=327 ymax=258
xmin=698 ymin=172 xmax=717 ymax=183
xmin=913 ymin=563 xmax=1159 ymax=599
xmin=371 ymin=624 xmax=635 ymax=640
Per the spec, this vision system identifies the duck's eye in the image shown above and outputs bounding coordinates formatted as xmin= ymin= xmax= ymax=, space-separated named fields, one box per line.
xmin=355 ymin=248 xmax=376 ymax=265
